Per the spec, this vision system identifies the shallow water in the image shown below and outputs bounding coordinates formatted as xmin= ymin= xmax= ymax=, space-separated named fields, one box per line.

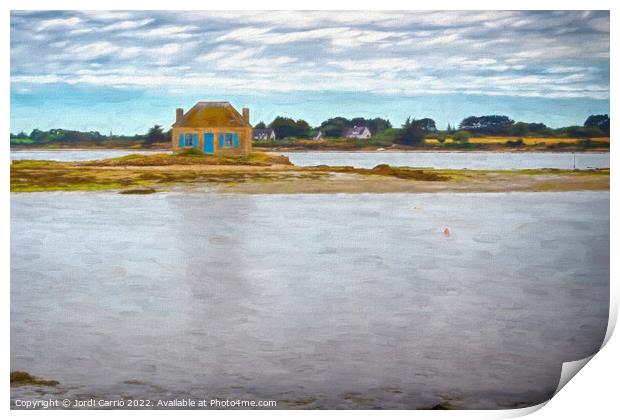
xmin=11 ymin=191 xmax=609 ymax=409
xmin=280 ymin=151 xmax=610 ymax=170
xmin=10 ymin=149 xmax=610 ymax=171
xmin=10 ymin=149 xmax=171 ymax=162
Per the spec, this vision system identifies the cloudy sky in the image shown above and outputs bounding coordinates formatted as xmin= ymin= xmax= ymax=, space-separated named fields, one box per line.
xmin=11 ymin=10 xmax=609 ymax=134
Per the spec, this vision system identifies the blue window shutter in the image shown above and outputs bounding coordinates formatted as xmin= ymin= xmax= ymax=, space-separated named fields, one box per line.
xmin=219 ymin=133 xmax=224 ymax=148
xmin=179 ymin=133 xmax=184 ymax=146
xmin=234 ymin=133 xmax=239 ymax=148
xmin=193 ymin=134 xmax=198 ymax=146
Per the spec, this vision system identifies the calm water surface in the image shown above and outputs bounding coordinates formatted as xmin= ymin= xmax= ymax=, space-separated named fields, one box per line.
xmin=280 ymin=151 xmax=610 ymax=170
xmin=11 ymin=191 xmax=609 ymax=409
xmin=10 ymin=149 xmax=609 ymax=170
xmin=10 ymin=149 xmax=170 ymax=162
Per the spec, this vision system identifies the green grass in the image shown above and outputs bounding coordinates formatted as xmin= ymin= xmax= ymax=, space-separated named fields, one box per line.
xmin=81 ymin=151 xmax=292 ymax=167
xmin=10 ymin=138 xmax=34 ymax=145
xmin=10 ymin=158 xmax=610 ymax=193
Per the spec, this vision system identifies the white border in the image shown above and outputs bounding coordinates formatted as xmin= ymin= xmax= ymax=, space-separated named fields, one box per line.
xmin=3 ymin=1 xmax=616 ymax=419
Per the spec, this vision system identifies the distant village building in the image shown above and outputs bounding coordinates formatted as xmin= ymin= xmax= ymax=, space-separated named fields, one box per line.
xmin=253 ymin=128 xmax=276 ymax=141
xmin=344 ymin=126 xmax=372 ymax=139
xmin=172 ymin=101 xmax=252 ymax=156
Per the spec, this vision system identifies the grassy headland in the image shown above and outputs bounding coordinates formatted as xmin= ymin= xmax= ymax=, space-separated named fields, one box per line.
xmin=11 ymin=151 xmax=609 ymax=194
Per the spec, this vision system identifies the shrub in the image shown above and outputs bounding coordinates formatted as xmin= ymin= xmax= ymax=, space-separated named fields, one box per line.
xmin=506 ymin=138 xmax=525 ymax=148
xmin=452 ymin=130 xmax=471 ymax=143
xmin=395 ymin=118 xmax=426 ymax=146
xmin=565 ymin=126 xmax=605 ymax=138
xmin=425 ymin=132 xmax=446 ymax=143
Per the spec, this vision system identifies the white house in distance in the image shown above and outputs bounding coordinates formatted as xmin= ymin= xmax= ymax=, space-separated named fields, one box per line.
xmin=344 ymin=126 xmax=372 ymax=139
xmin=253 ymin=128 xmax=276 ymax=141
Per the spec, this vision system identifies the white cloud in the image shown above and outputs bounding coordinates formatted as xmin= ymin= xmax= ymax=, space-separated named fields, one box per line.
xmin=543 ymin=66 xmax=590 ymax=74
xmin=80 ymin=11 xmax=133 ymax=21
xmin=330 ymin=58 xmax=420 ymax=72
xmin=216 ymin=27 xmax=273 ymax=42
xmin=447 ymin=57 xmax=497 ymax=66
xmin=37 ymin=17 xmax=82 ymax=31
xmin=418 ymin=33 xmax=460 ymax=46
xmin=102 ymin=19 xmax=154 ymax=32
xmin=10 ymin=10 xmax=610 ymax=101
xmin=126 ymin=25 xmax=197 ymax=39
xmin=66 ymin=41 xmax=121 ymax=59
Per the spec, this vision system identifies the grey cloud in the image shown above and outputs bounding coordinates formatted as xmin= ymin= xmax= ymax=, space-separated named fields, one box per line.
xmin=10 ymin=10 xmax=610 ymax=100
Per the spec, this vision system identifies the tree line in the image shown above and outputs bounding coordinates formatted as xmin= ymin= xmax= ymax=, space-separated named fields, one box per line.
xmin=254 ymin=116 xmax=393 ymax=139
xmin=394 ymin=114 xmax=609 ymax=146
xmin=10 ymin=126 xmax=171 ymax=147
xmin=253 ymin=113 xmax=609 ymax=143
xmin=11 ymin=114 xmax=609 ymax=147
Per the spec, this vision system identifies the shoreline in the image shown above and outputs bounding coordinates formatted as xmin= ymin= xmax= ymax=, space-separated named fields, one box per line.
xmin=266 ymin=149 xmax=610 ymax=154
xmin=10 ymin=155 xmax=609 ymax=194
xmin=10 ymin=147 xmax=610 ymax=154
xmin=10 ymin=147 xmax=171 ymax=152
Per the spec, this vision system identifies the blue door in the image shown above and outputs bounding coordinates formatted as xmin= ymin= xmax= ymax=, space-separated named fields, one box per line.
xmin=204 ymin=133 xmax=214 ymax=154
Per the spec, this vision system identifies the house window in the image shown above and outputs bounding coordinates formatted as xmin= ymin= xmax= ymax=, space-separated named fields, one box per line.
xmin=182 ymin=133 xmax=196 ymax=147
xmin=225 ymin=133 xmax=233 ymax=148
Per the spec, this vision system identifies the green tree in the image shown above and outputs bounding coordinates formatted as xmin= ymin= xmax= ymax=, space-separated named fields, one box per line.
xmin=29 ymin=129 xmax=47 ymax=143
xmin=584 ymin=114 xmax=610 ymax=135
xmin=459 ymin=115 xmax=514 ymax=135
xmin=565 ymin=125 xmax=605 ymax=138
xmin=319 ymin=117 xmax=351 ymax=138
xmin=268 ymin=117 xmax=310 ymax=139
xmin=143 ymin=125 xmax=165 ymax=147
xmin=395 ymin=117 xmax=426 ymax=146
xmin=350 ymin=117 xmax=392 ymax=134
xmin=295 ymin=119 xmax=310 ymax=138
xmin=11 ymin=131 xmax=28 ymax=139
xmin=254 ymin=121 xmax=266 ymax=129
xmin=510 ymin=122 xmax=530 ymax=136
xmin=452 ymin=130 xmax=471 ymax=143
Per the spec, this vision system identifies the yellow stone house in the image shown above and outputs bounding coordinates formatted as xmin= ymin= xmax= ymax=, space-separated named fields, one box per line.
xmin=172 ymin=101 xmax=252 ymax=156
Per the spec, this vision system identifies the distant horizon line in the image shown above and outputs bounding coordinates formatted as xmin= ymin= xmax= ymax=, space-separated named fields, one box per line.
xmin=10 ymin=112 xmax=608 ymax=137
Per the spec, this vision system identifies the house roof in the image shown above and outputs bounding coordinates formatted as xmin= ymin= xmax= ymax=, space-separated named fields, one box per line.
xmin=253 ymin=128 xmax=275 ymax=136
xmin=345 ymin=126 xmax=370 ymax=136
xmin=173 ymin=101 xmax=250 ymax=128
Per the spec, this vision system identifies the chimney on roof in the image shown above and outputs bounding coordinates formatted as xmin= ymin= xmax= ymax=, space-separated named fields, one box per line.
xmin=242 ymin=107 xmax=250 ymax=125
xmin=176 ymin=108 xmax=184 ymax=124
